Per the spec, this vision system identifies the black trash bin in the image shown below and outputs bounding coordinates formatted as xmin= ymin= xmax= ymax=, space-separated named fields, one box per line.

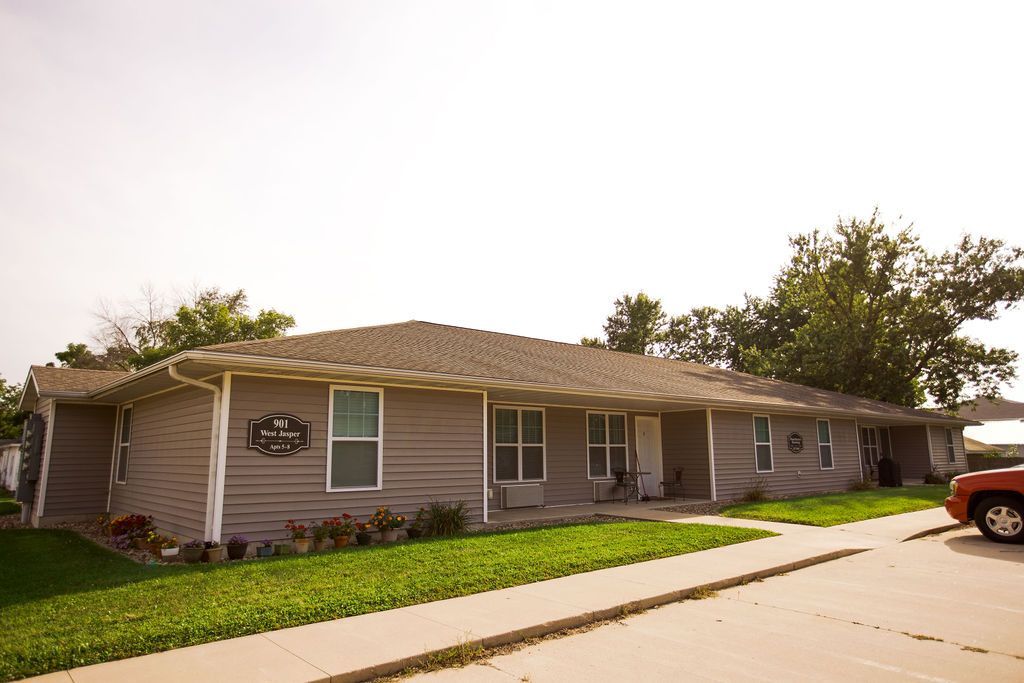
xmin=878 ymin=456 xmax=903 ymax=487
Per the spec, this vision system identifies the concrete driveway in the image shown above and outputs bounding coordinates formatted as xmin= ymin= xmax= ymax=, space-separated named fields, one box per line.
xmin=412 ymin=528 xmax=1024 ymax=682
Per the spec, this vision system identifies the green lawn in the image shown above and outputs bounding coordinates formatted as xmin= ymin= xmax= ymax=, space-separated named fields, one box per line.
xmin=719 ymin=485 xmax=949 ymax=527
xmin=0 ymin=490 xmax=19 ymax=516
xmin=0 ymin=520 xmax=773 ymax=681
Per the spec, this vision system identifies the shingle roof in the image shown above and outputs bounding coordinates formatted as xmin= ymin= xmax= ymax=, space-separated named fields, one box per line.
xmin=963 ymin=437 xmax=1005 ymax=454
xmin=202 ymin=321 xmax=964 ymax=424
xmin=957 ymin=397 xmax=1024 ymax=421
xmin=30 ymin=365 xmax=130 ymax=394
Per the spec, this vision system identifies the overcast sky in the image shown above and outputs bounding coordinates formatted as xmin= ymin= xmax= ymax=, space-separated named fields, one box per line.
xmin=1 ymin=1 xmax=1022 ymax=400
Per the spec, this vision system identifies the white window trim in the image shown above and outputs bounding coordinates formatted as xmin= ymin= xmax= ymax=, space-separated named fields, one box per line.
xmin=326 ymin=384 xmax=384 ymax=493
xmin=861 ymin=425 xmax=881 ymax=467
xmin=944 ymin=427 xmax=956 ymax=464
xmin=492 ymin=405 xmax=546 ymax=483
xmin=585 ymin=411 xmax=629 ymax=480
xmin=753 ymin=414 xmax=774 ymax=473
xmin=113 ymin=403 xmax=134 ymax=485
xmin=816 ymin=418 xmax=834 ymax=471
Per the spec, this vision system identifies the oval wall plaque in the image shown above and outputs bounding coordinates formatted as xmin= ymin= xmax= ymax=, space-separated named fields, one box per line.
xmin=787 ymin=432 xmax=804 ymax=453
xmin=248 ymin=414 xmax=311 ymax=456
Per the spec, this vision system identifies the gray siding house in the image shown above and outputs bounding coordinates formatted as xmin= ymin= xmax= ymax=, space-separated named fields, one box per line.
xmin=15 ymin=321 xmax=974 ymax=542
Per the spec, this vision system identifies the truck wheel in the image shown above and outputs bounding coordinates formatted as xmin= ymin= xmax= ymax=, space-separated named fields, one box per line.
xmin=973 ymin=496 xmax=1024 ymax=544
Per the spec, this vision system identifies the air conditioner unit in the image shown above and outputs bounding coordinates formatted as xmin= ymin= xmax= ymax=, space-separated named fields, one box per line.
xmin=501 ymin=484 xmax=544 ymax=508
xmin=593 ymin=480 xmax=619 ymax=502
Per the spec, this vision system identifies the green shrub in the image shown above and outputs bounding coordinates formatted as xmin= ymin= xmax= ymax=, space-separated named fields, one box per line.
xmin=848 ymin=478 xmax=876 ymax=491
xmin=424 ymin=500 xmax=470 ymax=536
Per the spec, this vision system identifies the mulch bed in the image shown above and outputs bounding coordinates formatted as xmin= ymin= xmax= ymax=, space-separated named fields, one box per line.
xmin=655 ymin=501 xmax=729 ymax=516
xmin=478 ymin=514 xmax=615 ymax=533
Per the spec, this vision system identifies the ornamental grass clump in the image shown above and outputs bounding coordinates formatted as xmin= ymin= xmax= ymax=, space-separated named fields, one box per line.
xmin=424 ymin=500 xmax=469 ymax=536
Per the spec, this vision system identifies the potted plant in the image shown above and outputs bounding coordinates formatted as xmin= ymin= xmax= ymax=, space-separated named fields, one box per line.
xmin=355 ymin=521 xmax=372 ymax=546
xmin=273 ymin=541 xmax=291 ymax=556
xmin=368 ymin=506 xmax=406 ymax=543
xmin=146 ymin=531 xmax=165 ymax=557
xmin=257 ymin=539 xmax=274 ymax=558
xmin=160 ymin=536 xmax=179 ymax=559
xmin=225 ymin=535 xmax=249 ymax=560
xmin=325 ymin=514 xmax=355 ymax=548
xmin=311 ymin=522 xmax=329 ymax=552
xmin=203 ymin=540 xmax=224 ymax=563
xmin=285 ymin=520 xmax=311 ymax=554
xmin=406 ymin=507 xmax=427 ymax=539
xmin=181 ymin=539 xmax=204 ymax=564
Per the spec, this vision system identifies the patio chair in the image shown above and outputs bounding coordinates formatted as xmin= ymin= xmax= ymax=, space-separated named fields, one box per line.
xmin=660 ymin=467 xmax=683 ymax=500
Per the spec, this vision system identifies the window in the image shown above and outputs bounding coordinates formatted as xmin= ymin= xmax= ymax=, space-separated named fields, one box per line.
xmin=587 ymin=412 xmax=628 ymax=478
xmin=753 ymin=415 xmax=773 ymax=473
xmin=945 ymin=428 xmax=956 ymax=464
xmin=494 ymin=407 xmax=545 ymax=482
xmin=817 ymin=419 xmax=833 ymax=470
xmin=328 ymin=387 xmax=383 ymax=491
xmin=114 ymin=405 xmax=133 ymax=484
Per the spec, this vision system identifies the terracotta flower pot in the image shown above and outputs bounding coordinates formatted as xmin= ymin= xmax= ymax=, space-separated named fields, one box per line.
xmin=313 ymin=539 xmax=327 ymax=552
xmin=226 ymin=543 xmax=248 ymax=560
xmin=133 ymin=538 xmax=148 ymax=550
xmin=149 ymin=542 xmax=163 ymax=556
xmin=333 ymin=535 xmax=350 ymax=549
xmin=181 ymin=547 xmax=204 ymax=564
xmin=355 ymin=532 xmax=371 ymax=546
xmin=380 ymin=528 xmax=398 ymax=543
xmin=293 ymin=538 xmax=311 ymax=554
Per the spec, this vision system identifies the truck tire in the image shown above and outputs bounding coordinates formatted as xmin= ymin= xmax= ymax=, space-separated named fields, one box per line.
xmin=973 ymin=496 xmax=1024 ymax=544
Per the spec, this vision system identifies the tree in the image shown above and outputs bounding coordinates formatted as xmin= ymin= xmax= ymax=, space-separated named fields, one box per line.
xmin=0 ymin=376 xmax=25 ymax=440
xmin=55 ymin=286 xmax=297 ymax=370
xmin=54 ymin=343 xmax=115 ymax=369
xmin=662 ymin=210 xmax=1024 ymax=411
xmin=580 ymin=292 xmax=667 ymax=355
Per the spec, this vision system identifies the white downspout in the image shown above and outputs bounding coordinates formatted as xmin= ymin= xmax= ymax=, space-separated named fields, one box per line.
xmin=482 ymin=390 xmax=489 ymax=523
xmin=168 ymin=364 xmax=223 ymax=542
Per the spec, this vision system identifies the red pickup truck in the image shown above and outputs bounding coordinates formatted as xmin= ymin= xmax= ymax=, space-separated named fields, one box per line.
xmin=945 ymin=465 xmax=1024 ymax=543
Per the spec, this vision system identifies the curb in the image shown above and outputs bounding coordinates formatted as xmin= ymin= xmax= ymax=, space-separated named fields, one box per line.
xmin=352 ymin=548 xmax=868 ymax=682
xmin=901 ymin=522 xmax=965 ymax=542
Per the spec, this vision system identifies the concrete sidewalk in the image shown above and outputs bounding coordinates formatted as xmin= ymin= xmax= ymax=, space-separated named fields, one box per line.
xmin=36 ymin=508 xmax=961 ymax=683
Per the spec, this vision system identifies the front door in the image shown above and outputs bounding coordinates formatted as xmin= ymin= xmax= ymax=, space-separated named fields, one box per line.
xmin=635 ymin=416 xmax=663 ymax=500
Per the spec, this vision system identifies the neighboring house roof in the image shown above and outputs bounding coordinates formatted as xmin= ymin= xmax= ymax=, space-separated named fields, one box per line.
xmin=197 ymin=321 xmax=967 ymax=425
xmin=963 ymin=436 xmax=1006 ymax=454
xmin=957 ymin=397 xmax=1024 ymax=421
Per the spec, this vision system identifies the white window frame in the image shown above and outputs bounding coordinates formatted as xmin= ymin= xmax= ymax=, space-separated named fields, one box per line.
xmin=944 ymin=428 xmax=956 ymax=464
xmin=492 ymin=405 xmax=546 ymax=483
xmin=861 ymin=425 xmax=880 ymax=467
xmin=326 ymin=385 xmax=384 ymax=492
xmin=113 ymin=403 xmax=133 ymax=485
xmin=586 ymin=411 xmax=629 ymax=480
xmin=753 ymin=414 xmax=774 ymax=473
xmin=816 ymin=418 xmax=834 ymax=471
